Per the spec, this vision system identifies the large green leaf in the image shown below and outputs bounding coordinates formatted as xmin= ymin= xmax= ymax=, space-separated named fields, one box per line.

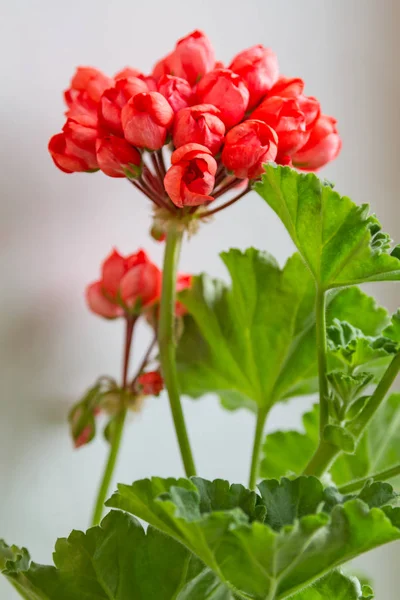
xmin=107 ymin=476 xmax=400 ymax=600
xmin=177 ymin=249 xmax=316 ymax=412
xmin=261 ymin=394 xmax=400 ymax=487
xmin=177 ymin=248 xmax=389 ymax=412
xmin=254 ymin=165 xmax=400 ymax=289
xmin=1 ymin=511 xmax=234 ymax=600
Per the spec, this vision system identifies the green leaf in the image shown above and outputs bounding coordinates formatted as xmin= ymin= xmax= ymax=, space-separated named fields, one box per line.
xmin=1 ymin=511 xmax=234 ymax=600
xmin=107 ymin=476 xmax=400 ymax=600
xmin=177 ymin=249 xmax=316 ymax=412
xmin=255 ymin=165 xmax=400 ymax=289
xmin=292 ymin=570 xmax=373 ymax=599
xmin=323 ymin=480 xmax=398 ymax=512
xmin=261 ymin=404 xmax=319 ymax=479
xmin=327 ymin=319 xmax=397 ymax=376
xmin=323 ymin=424 xmax=356 ymax=453
xmin=383 ymin=310 xmax=400 ymax=346
xmin=261 ymin=394 xmax=400 ymax=488
xmin=177 ymin=248 xmax=389 ymax=412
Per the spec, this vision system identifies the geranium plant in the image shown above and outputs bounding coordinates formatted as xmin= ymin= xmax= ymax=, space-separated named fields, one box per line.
xmin=1 ymin=30 xmax=399 ymax=600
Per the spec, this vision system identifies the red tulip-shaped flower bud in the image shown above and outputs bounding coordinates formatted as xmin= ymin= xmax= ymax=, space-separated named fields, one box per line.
xmin=99 ymin=77 xmax=149 ymax=136
xmin=48 ymin=117 xmax=98 ymax=173
xmin=153 ymin=30 xmax=215 ymax=85
xmin=137 ymin=371 xmax=164 ymax=396
xmin=86 ymin=281 xmax=124 ymax=319
xmin=292 ymin=114 xmax=341 ymax=171
xmin=229 ymin=45 xmax=279 ymax=109
xmin=267 ymin=77 xmax=320 ymax=131
xmin=268 ymin=76 xmax=305 ymax=98
xmin=64 ymin=67 xmax=114 ymax=127
xmin=119 ymin=256 xmax=162 ymax=311
xmin=222 ymin=119 xmax=278 ymax=179
xmin=196 ymin=69 xmax=250 ymax=129
xmin=252 ymin=96 xmax=309 ymax=162
xmin=157 ymin=75 xmax=193 ymax=113
xmin=173 ymin=104 xmax=225 ymax=155
xmin=164 ymin=143 xmax=217 ymax=208
xmin=115 ymin=67 xmax=157 ymax=91
xmin=122 ymin=92 xmax=174 ymax=150
xmin=96 ymin=135 xmax=142 ymax=178
xmin=86 ymin=249 xmax=161 ymax=318
xmin=296 ymin=96 xmax=320 ymax=130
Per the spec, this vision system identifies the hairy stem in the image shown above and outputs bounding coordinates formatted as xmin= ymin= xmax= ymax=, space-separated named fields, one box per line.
xmin=249 ymin=408 xmax=269 ymax=489
xmin=338 ymin=464 xmax=400 ymax=494
xmin=90 ymin=318 xmax=134 ymax=526
xmin=316 ymin=289 xmax=329 ymax=436
xmin=158 ymin=225 xmax=196 ymax=477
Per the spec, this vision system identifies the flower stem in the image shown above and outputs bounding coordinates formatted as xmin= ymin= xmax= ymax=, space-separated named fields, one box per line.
xmin=90 ymin=406 xmax=127 ymax=527
xmin=201 ymin=187 xmax=250 ymax=218
xmin=158 ymin=225 xmax=196 ymax=477
xmin=316 ymin=288 xmax=329 ymax=436
xmin=248 ymin=408 xmax=268 ymax=489
xmin=338 ymin=464 xmax=400 ymax=494
xmin=90 ymin=317 xmax=134 ymax=527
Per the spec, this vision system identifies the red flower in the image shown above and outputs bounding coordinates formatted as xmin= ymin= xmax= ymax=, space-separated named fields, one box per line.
xmin=222 ymin=120 xmax=278 ymax=179
xmin=229 ymin=45 xmax=279 ymax=109
xmin=268 ymin=77 xmax=305 ymax=98
xmin=153 ymin=30 xmax=215 ymax=86
xmin=115 ymin=67 xmax=157 ymax=91
xmin=292 ymin=114 xmax=341 ymax=171
xmin=267 ymin=77 xmax=320 ymax=131
xmin=86 ymin=249 xmax=162 ymax=318
xmin=157 ymin=75 xmax=193 ymax=113
xmin=173 ymin=104 xmax=225 ymax=155
xmin=196 ymin=68 xmax=249 ymax=130
xmin=64 ymin=67 xmax=114 ymax=127
xmin=137 ymin=371 xmax=164 ymax=396
xmin=164 ymin=143 xmax=217 ymax=208
xmin=251 ymin=96 xmax=310 ymax=163
xmin=96 ymin=135 xmax=142 ymax=178
xmin=122 ymin=92 xmax=174 ymax=150
xmin=48 ymin=116 xmax=98 ymax=173
xmin=98 ymin=77 xmax=149 ymax=136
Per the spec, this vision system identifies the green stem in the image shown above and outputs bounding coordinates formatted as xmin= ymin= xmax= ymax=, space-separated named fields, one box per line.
xmin=249 ymin=408 xmax=268 ymax=489
xmin=302 ymin=440 xmax=340 ymax=477
xmin=90 ymin=407 xmax=127 ymax=526
xmin=315 ymin=288 xmax=329 ymax=436
xmin=338 ymin=463 xmax=400 ymax=494
xmin=90 ymin=317 xmax=135 ymax=527
xmin=348 ymin=352 xmax=400 ymax=438
xmin=158 ymin=225 xmax=196 ymax=477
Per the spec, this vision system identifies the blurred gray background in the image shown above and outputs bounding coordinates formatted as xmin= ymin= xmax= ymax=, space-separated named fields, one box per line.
xmin=0 ymin=0 xmax=399 ymax=597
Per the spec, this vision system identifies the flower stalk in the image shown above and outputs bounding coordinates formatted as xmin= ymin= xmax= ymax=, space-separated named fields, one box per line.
xmin=90 ymin=317 xmax=135 ymax=526
xmin=158 ymin=224 xmax=197 ymax=477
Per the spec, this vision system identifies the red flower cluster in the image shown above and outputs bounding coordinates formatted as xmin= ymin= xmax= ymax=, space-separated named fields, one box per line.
xmin=87 ymin=248 xmax=191 ymax=320
xmin=49 ymin=30 xmax=341 ymax=211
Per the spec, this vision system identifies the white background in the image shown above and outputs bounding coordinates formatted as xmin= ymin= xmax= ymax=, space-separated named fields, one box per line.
xmin=0 ymin=0 xmax=399 ymax=597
